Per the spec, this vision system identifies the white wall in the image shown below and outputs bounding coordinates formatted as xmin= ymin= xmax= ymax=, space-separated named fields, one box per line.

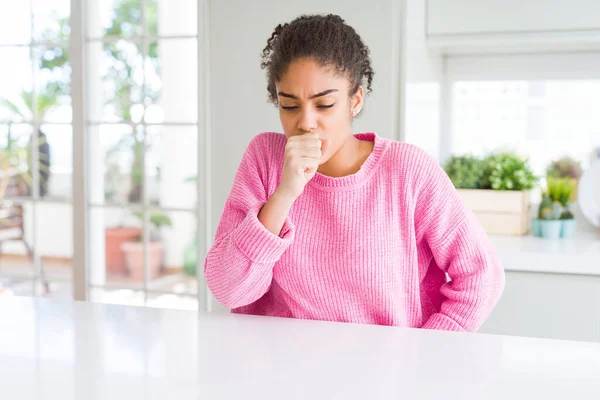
xmin=208 ymin=0 xmax=406 ymax=239
xmin=403 ymin=0 xmax=443 ymax=159
xmin=427 ymin=0 xmax=600 ymax=36
xmin=206 ymin=0 xmax=406 ymax=312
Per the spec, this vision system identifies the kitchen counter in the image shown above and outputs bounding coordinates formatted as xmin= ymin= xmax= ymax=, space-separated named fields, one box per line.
xmin=490 ymin=232 xmax=600 ymax=276
xmin=1 ymin=296 xmax=600 ymax=399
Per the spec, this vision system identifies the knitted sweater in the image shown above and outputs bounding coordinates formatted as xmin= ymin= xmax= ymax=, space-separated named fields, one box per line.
xmin=204 ymin=132 xmax=505 ymax=331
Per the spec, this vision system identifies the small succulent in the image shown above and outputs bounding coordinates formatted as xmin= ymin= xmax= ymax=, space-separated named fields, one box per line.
xmin=560 ymin=210 xmax=575 ymax=220
xmin=538 ymin=194 xmax=554 ymax=220
xmin=545 ymin=178 xmax=577 ymax=221
xmin=547 ymin=177 xmax=576 ymax=207
xmin=540 ymin=206 xmax=557 ymax=220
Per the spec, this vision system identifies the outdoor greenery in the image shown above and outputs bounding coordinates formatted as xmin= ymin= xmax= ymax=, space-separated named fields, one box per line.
xmin=0 ymin=14 xmax=69 ymax=199
xmin=103 ymin=0 xmax=160 ymax=204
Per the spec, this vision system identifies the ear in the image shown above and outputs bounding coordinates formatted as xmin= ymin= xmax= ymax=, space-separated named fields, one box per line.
xmin=350 ymin=85 xmax=364 ymax=117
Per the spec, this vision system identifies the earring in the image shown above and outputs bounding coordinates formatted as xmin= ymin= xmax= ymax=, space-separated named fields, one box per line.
xmin=352 ymin=108 xmax=361 ymax=117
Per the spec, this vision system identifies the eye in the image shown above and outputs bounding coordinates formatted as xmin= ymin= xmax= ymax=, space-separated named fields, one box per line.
xmin=317 ymin=104 xmax=335 ymax=109
xmin=281 ymin=105 xmax=299 ymax=111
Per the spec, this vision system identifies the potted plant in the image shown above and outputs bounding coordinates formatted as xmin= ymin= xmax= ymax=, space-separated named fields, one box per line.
xmin=551 ymin=177 xmax=577 ymax=238
xmin=443 ymin=154 xmax=484 ymax=189
xmin=533 ymin=178 xmax=577 ymax=239
xmin=105 ymin=224 xmax=143 ymax=276
xmin=102 ymin=134 xmax=146 ymax=275
xmin=120 ymin=210 xmax=172 ymax=281
xmin=445 ymin=152 xmax=539 ymax=236
xmin=532 ymin=191 xmax=549 ymax=237
xmin=479 ymin=152 xmax=539 ymax=191
xmin=546 ymin=156 xmax=582 ymax=200
xmin=101 ymin=0 xmax=160 ymax=273
xmin=537 ymin=193 xmax=562 ymax=239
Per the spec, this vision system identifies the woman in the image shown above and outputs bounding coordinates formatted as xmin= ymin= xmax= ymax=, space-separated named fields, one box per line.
xmin=204 ymin=14 xmax=505 ymax=331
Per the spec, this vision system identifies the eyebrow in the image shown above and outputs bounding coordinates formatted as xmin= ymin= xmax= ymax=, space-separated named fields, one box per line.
xmin=277 ymin=89 xmax=339 ymax=100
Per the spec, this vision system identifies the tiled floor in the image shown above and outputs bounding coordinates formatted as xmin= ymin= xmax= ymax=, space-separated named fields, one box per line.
xmin=0 ymin=256 xmax=200 ymax=310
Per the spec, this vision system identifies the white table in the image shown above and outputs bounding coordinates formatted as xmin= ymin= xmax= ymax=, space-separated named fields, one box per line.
xmin=1 ymin=296 xmax=599 ymax=399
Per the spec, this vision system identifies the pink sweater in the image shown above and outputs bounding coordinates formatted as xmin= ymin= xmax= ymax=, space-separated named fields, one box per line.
xmin=204 ymin=132 xmax=505 ymax=332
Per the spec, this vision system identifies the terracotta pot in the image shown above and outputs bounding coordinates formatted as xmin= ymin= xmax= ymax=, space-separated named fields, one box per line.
xmin=121 ymin=241 xmax=164 ymax=281
xmin=105 ymin=227 xmax=142 ymax=275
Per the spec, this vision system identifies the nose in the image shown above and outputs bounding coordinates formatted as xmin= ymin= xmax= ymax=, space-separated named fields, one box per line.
xmin=297 ymin=108 xmax=318 ymax=133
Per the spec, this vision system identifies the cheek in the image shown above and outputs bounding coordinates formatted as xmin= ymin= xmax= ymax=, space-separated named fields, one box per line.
xmin=322 ymin=109 xmax=351 ymax=138
xmin=279 ymin=111 xmax=295 ymax=135
xmin=320 ymin=117 xmax=351 ymax=158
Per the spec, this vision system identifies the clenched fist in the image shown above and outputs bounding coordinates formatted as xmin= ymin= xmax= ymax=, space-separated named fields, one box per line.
xmin=278 ymin=133 xmax=330 ymax=200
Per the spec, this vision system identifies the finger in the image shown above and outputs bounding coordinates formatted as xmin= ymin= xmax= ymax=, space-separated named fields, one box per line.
xmin=291 ymin=147 xmax=322 ymax=159
xmin=287 ymin=136 xmax=322 ymax=149
xmin=285 ymin=149 xmax=321 ymax=164
xmin=294 ymin=158 xmax=319 ymax=173
xmin=290 ymin=158 xmax=318 ymax=172
xmin=287 ymin=141 xmax=322 ymax=151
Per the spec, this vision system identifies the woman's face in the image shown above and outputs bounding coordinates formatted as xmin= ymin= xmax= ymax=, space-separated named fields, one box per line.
xmin=275 ymin=58 xmax=363 ymax=164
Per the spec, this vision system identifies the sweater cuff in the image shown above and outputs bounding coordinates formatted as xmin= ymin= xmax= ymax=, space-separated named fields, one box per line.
xmin=232 ymin=208 xmax=295 ymax=264
xmin=421 ymin=313 xmax=467 ymax=332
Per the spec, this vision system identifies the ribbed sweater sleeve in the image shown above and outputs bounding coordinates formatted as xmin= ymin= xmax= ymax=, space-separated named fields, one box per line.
xmin=412 ymin=149 xmax=506 ymax=332
xmin=204 ymin=134 xmax=295 ymax=309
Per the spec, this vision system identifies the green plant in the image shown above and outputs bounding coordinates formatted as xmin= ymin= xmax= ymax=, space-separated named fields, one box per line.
xmin=546 ymin=156 xmax=583 ymax=180
xmin=547 ymin=178 xmax=576 ymax=205
xmin=102 ymin=0 xmax=160 ymax=203
xmin=443 ymin=155 xmax=485 ymax=189
xmin=537 ymin=192 xmax=556 ymax=220
xmin=0 ymin=13 xmax=69 ymax=198
xmin=0 ymin=149 xmax=16 ymax=201
xmin=560 ymin=209 xmax=575 ymax=220
xmin=546 ymin=177 xmax=576 ymax=220
xmin=0 ymin=99 xmax=53 ymax=197
xmin=129 ymin=210 xmax=172 ymax=242
xmin=104 ymin=130 xmax=147 ymax=203
xmin=0 ymin=127 xmax=43 ymax=199
xmin=480 ymin=152 xmax=538 ymax=191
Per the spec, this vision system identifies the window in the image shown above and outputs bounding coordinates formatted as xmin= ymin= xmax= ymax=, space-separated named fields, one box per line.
xmin=0 ymin=0 xmax=73 ymax=297
xmin=86 ymin=0 xmax=202 ymax=309
xmin=0 ymin=0 xmax=208 ymax=310
xmin=427 ymin=52 xmax=600 ymax=175
xmin=452 ymin=80 xmax=600 ymax=176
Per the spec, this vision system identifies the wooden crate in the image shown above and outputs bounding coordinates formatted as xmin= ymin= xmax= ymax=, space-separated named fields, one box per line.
xmin=457 ymin=189 xmax=531 ymax=236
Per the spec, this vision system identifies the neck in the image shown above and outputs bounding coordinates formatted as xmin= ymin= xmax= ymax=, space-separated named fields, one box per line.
xmin=318 ymin=134 xmax=370 ymax=178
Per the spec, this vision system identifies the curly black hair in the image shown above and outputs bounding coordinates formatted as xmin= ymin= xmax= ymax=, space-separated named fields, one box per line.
xmin=260 ymin=14 xmax=374 ymax=104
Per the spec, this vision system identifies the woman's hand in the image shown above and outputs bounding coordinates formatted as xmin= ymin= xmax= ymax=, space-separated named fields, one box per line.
xmin=257 ymin=133 xmax=329 ymax=236
xmin=277 ymin=133 xmax=328 ymax=200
